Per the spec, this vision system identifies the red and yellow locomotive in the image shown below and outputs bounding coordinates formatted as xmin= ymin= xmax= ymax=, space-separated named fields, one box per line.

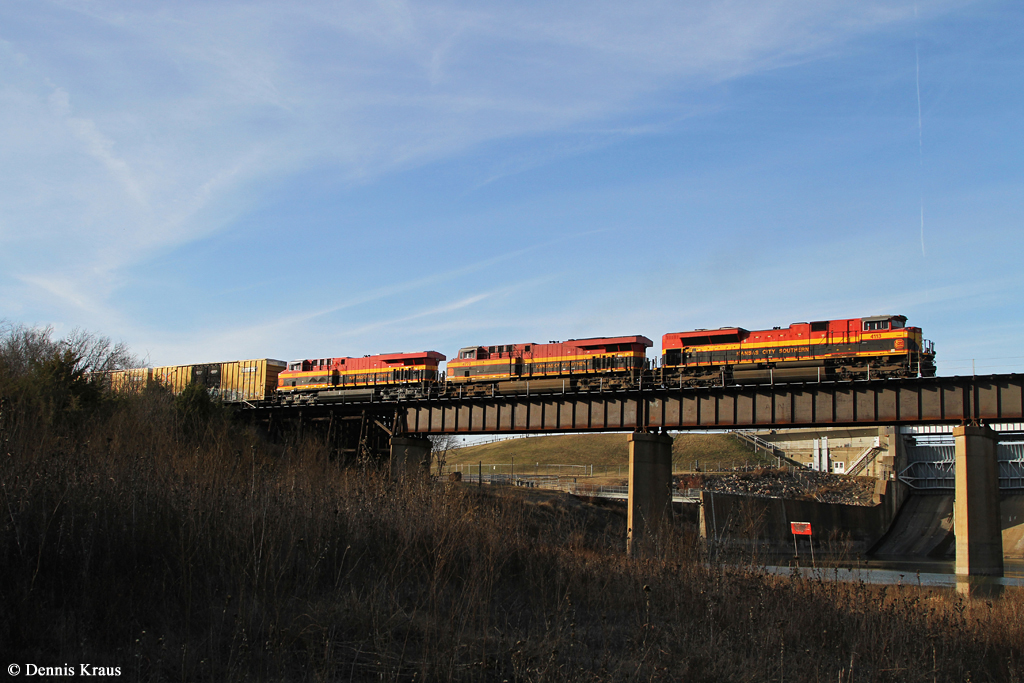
xmin=661 ymin=314 xmax=935 ymax=386
xmin=447 ymin=335 xmax=652 ymax=394
xmin=277 ymin=350 xmax=445 ymax=402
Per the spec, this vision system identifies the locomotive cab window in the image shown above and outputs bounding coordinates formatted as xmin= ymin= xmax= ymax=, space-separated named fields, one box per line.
xmin=863 ymin=320 xmax=889 ymax=331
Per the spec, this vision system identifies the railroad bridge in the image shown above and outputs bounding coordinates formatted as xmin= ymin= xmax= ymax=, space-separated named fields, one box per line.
xmin=241 ymin=373 xmax=1023 ymax=587
xmin=245 ymin=373 xmax=1023 ymax=434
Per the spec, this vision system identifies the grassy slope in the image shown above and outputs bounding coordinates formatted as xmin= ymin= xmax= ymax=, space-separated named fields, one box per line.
xmin=445 ymin=432 xmax=769 ymax=472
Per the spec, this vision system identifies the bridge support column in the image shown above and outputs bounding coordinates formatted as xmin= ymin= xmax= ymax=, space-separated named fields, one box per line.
xmin=954 ymin=426 xmax=1003 ymax=594
xmin=627 ymin=432 xmax=674 ymax=556
xmin=391 ymin=435 xmax=431 ymax=482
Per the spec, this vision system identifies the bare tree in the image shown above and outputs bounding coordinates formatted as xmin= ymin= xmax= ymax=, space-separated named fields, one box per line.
xmin=428 ymin=434 xmax=460 ymax=476
xmin=0 ymin=321 xmax=142 ymax=383
xmin=0 ymin=321 xmax=58 ymax=378
xmin=61 ymin=328 xmax=142 ymax=373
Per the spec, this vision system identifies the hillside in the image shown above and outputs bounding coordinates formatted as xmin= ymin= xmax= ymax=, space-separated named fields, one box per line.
xmin=443 ymin=431 xmax=770 ymax=475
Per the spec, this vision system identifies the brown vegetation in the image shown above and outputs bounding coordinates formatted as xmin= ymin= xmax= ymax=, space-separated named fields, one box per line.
xmin=1 ymin=324 xmax=1022 ymax=681
xmin=445 ymin=431 xmax=767 ymax=475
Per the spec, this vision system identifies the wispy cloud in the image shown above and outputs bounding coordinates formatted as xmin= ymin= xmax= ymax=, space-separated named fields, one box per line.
xmin=0 ymin=0 xmax=976 ymax=341
xmin=49 ymin=87 xmax=149 ymax=208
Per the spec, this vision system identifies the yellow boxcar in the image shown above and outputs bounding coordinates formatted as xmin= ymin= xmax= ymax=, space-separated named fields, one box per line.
xmin=151 ymin=364 xmax=196 ymax=395
xmin=151 ymin=359 xmax=286 ymax=402
xmin=91 ymin=367 xmax=154 ymax=394
xmin=220 ymin=359 xmax=288 ymax=402
xmin=109 ymin=367 xmax=154 ymax=393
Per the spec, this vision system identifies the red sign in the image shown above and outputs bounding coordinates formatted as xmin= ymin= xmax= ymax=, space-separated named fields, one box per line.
xmin=790 ymin=522 xmax=812 ymax=536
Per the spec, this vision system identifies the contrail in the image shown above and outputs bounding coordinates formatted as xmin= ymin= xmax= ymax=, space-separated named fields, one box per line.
xmin=915 ymin=5 xmax=926 ymax=257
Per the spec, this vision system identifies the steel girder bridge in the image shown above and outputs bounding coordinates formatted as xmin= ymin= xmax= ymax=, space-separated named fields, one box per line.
xmin=240 ymin=373 xmax=1024 ymax=459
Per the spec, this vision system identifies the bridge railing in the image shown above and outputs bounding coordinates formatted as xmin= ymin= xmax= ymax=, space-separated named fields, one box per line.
xmin=730 ymin=430 xmax=807 ymax=469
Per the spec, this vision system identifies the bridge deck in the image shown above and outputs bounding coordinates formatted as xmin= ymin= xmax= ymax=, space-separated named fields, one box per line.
xmin=396 ymin=374 xmax=1024 ymax=434
xmin=243 ymin=374 xmax=1024 ymax=435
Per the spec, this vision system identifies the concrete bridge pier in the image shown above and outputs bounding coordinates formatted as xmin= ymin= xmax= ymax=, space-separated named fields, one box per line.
xmin=627 ymin=432 xmax=674 ymax=556
xmin=391 ymin=435 xmax=431 ymax=482
xmin=954 ymin=425 xmax=1003 ymax=596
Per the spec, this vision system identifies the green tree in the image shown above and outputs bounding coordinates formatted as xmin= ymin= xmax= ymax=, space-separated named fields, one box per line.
xmin=0 ymin=321 xmax=140 ymax=441
xmin=32 ymin=348 xmax=100 ymax=419
xmin=174 ymin=381 xmax=225 ymax=437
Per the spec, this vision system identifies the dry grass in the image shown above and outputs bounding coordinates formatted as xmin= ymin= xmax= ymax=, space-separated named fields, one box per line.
xmin=0 ymin=327 xmax=1021 ymax=681
xmin=445 ymin=433 xmax=630 ymax=470
xmin=447 ymin=432 xmax=765 ymax=474
xmin=1 ymin=394 xmax=1022 ymax=682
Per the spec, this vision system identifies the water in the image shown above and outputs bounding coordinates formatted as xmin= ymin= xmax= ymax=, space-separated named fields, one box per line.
xmin=757 ymin=558 xmax=1024 ymax=587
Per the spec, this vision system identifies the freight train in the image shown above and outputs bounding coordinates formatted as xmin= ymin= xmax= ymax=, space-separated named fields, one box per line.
xmin=101 ymin=314 xmax=935 ymax=404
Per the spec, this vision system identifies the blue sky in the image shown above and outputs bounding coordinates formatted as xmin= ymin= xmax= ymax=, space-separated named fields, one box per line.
xmin=1 ymin=0 xmax=1022 ymax=376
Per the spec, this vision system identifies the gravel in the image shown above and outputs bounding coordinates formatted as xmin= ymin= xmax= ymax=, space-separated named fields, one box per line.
xmin=674 ymin=469 xmax=876 ymax=506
